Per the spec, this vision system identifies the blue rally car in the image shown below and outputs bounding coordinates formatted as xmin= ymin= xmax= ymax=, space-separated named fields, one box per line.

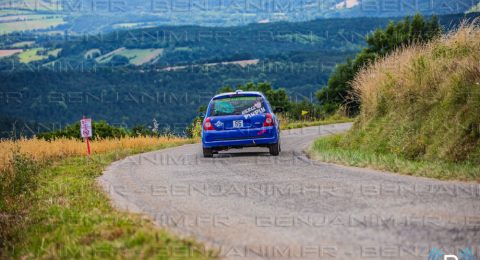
xmin=201 ymin=90 xmax=281 ymax=157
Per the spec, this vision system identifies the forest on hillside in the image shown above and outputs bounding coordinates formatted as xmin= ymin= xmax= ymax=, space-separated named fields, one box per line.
xmin=0 ymin=13 xmax=478 ymax=137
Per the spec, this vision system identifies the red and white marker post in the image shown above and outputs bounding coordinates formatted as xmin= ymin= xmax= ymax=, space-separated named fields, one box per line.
xmin=80 ymin=117 xmax=93 ymax=156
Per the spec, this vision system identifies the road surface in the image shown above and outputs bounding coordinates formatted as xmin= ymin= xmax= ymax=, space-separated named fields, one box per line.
xmin=99 ymin=123 xmax=479 ymax=259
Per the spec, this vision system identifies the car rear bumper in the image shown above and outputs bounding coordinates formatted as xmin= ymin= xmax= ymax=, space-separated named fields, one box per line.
xmin=202 ymin=127 xmax=279 ymax=149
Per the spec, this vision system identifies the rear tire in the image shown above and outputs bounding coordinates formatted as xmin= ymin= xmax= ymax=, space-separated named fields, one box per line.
xmin=203 ymin=148 xmax=213 ymax=158
xmin=269 ymin=142 xmax=280 ymax=156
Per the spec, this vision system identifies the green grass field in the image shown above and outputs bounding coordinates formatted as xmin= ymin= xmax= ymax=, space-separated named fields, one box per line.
xmin=17 ymin=48 xmax=44 ymax=63
xmin=0 ymin=16 xmax=65 ymax=34
xmin=10 ymin=41 xmax=35 ymax=48
xmin=17 ymin=48 xmax=61 ymax=63
xmin=95 ymin=48 xmax=164 ymax=65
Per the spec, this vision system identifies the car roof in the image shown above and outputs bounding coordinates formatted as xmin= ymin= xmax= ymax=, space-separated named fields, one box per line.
xmin=213 ymin=91 xmax=264 ymax=100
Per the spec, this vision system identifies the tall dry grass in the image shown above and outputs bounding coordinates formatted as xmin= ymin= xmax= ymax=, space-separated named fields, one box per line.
xmin=349 ymin=22 xmax=480 ymax=162
xmin=353 ymin=22 xmax=480 ymax=121
xmin=0 ymin=136 xmax=193 ymax=171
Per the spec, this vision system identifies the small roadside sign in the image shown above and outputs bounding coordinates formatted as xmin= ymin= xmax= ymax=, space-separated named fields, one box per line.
xmin=80 ymin=117 xmax=92 ymax=156
xmin=80 ymin=118 xmax=92 ymax=138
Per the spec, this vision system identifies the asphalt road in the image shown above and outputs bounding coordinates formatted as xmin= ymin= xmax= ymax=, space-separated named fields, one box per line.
xmin=99 ymin=123 xmax=480 ymax=259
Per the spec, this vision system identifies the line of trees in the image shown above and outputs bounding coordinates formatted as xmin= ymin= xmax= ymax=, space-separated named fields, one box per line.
xmin=316 ymin=14 xmax=443 ymax=115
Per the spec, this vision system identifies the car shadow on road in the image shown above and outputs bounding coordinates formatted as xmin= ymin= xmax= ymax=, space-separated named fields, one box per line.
xmin=215 ymin=151 xmax=271 ymax=158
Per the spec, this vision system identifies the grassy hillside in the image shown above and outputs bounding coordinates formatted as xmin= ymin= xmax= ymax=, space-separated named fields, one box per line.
xmin=0 ymin=137 xmax=212 ymax=258
xmin=310 ymin=23 xmax=480 ymax=181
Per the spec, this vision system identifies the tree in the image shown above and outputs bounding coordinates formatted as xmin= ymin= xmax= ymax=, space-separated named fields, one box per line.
xmin=217 ymin=86 xmax=234 ymax=93
xmin=317 ymin=14 xmax=442 ymax=116
xmin=317 ymin=59 xmax=356 ymax=114
xmin=236 ymin=82 xmax=291 ymax=112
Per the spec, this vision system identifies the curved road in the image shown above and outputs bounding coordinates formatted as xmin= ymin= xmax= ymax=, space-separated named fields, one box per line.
xmin=99 ymin=123 xmax=479 ymax=259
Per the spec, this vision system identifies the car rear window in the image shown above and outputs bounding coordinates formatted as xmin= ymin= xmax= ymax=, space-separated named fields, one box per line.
xmin=210 ymin=96 xmax=267 ymax=117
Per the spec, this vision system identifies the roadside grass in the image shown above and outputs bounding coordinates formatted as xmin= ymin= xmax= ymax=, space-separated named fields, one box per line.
xmin=308 ymin=24 xmax=480 ymax=182
xmin=280 ymin=116 xmax=353 ymax=130
xmin=309 ymin=133 xmax=480 ymax=182
xmin=1 ymin=138 xmax=213 ymax=259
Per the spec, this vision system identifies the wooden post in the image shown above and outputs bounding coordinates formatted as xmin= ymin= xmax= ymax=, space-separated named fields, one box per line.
xmin=86 ymin=136 xmax=91 ymax=156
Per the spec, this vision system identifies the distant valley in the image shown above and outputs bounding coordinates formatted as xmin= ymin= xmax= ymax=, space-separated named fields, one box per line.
xmin=0 ymin=11 xmax=479 ymax=136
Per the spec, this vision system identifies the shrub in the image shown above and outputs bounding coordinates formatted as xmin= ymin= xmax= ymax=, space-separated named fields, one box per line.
xmin=37 ymin=120 xmax=130 ymax=140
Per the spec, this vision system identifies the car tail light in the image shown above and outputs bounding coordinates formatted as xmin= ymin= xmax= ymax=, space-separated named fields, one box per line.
xmin=263 ymin=113 xmax=274 ymax=127
xmin=203 ymin=117 xmax=214 ymax=131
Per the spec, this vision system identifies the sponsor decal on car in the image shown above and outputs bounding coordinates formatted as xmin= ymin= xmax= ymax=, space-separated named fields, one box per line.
xmin=242 ymin=100 xmax=266 ymax=119
xmin=215 ymin=120 xmax=224 ymax=128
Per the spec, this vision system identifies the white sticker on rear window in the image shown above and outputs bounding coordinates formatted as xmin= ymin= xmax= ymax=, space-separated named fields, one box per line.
xmin=242 ymin=101 xmax=262 ymax=115
xmin=242 ymin=99 xmax=266 ymax=119
xmin=244 ymin=107 xmax=266 ymax=119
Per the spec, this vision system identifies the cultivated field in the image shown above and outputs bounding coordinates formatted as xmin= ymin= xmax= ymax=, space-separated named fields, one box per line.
xmin=10 ymin=41 xmax=34 ymax=48
xmin=0 ymin=136 xmax=191 ymax=171
xmin=161 ymin=59 xmax=260 ymax=71
xmin=95 ymin=48 xmax=164 ymax=65
xmin=0 ymin=49 xmax=22 ymax=58
xmin=0 ymin=16 xmax=65 ymax=34
xmin=17 ymin=47 xmax=61 ymax=63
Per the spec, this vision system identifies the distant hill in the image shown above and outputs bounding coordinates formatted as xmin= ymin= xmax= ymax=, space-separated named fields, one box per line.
xmin=0 ymin=13 xmax=478 ymax=137
xmin=0 ymin=0 xmax=479 ymax=34
xmin=2 ymin=13 xmax=477 ymax=68
xmin=340 ymin=0 xmax=480 ymax=17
